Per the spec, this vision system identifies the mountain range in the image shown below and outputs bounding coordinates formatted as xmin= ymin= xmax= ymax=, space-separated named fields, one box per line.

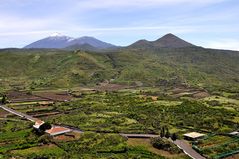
xmin=24 ymin=33 xmax=196 ymax=50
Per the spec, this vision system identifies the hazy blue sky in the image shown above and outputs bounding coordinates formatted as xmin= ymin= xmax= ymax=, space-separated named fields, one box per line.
xmin=0 ymin=0 xmax=239 ymax=50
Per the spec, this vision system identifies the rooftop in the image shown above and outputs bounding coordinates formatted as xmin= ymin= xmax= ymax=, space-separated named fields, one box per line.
xmin=33 ymin=120 xmax=45 ymax=129
xmin=183 ymin=132 xmax=205 ymax=139
xmin=45 ymin=126 xmax=71 ymax=136
xmin=229 ymin=131 xmax=239 ymax=136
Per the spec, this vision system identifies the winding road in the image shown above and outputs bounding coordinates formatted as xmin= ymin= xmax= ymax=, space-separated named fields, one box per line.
xmin=0 ymin=104 xmax=37 ymax=122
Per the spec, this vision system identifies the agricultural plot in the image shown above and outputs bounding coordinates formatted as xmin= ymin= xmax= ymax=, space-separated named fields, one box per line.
xmin=0 ymin=109 xmax=9 ymax=118
xmin=6 ymin=91 xmax=48 ymax=103
xmin=5 ymin=90 xmax=74 ymax=118
xmin=55 ymin=132 xmax=164 ymax=159
xmin=127 ymin=138 xmax=188 ymax=159
xmin=0 ymin=120 xmax=39 ymax=155
xmin=43 ymin=90 xmax=239 ymax=134
xmin=194 ymin=134 xmax=239 ymax=159
xmin=1 ymin=88 xmax=239 ymax=158
xmin=11 ymin=144 xmax=65 ymax=158
xmin=33 ymin=91 xmax=72 ymax=102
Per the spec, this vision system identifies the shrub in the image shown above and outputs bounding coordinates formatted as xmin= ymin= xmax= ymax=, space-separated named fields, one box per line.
xmin=150 ymin=137 xmax=181 ymax=154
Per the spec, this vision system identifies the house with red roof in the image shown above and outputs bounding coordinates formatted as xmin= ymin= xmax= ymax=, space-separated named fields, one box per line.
xmin=45 ymin=126 xmax=71 ymax=136
xmin=33 ymin=120 xmax=71 ymax=136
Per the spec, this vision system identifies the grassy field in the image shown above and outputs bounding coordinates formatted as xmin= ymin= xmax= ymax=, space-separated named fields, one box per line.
xmin=11 ymin=144 xmax=65 ymax=157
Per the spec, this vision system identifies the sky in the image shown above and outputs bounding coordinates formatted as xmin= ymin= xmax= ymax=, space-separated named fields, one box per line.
xmin=0 ymin=0 xmax=239 ymax=50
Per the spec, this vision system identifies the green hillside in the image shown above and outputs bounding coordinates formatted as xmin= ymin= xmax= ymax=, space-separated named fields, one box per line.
xmin=0 ymin=47 xmax=238 ymax=92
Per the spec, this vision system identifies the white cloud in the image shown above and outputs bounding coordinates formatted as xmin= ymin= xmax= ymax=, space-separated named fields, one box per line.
xmin=205 ymin=39 xmax=239 ymax=51
xmin=75 ymin=0 xmax=226 ymax=10
xmin=0 ymin=14 xmax=53 ymax=31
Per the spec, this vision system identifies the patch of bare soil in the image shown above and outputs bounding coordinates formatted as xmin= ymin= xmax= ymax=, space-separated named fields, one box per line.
xmin=7 ymin=91 xmax=48 ymax=103
xmin=34 ymin=91 xmax=72 ymax=102
xmin=192 ymin=92 xmax=210 ymax=98
xmin=0 ymin=109 xmax=9 ymax=117
xmin=53 ymin=132 xmax=80 ymax=141
xmin=170 ymin=86 xmax=209 ymax=99
xmin=225 ymin=154 xmax=239 ymax=159
xmin=94 ymin=83 xmax=130 ymax=91
xmin=31 ymin=112 xmax=60 ymax=117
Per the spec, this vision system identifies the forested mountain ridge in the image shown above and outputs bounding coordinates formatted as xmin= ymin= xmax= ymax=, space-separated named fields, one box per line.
xmin=0 ymin=45 xmax=238 ymax=92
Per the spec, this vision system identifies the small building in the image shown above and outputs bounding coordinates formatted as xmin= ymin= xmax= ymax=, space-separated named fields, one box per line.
xmin=45 ymin=126 xmax=71 ymax=136
xmin=183 ymin=132 xmax=205 ymax=140
xmin=33 ymin=120 xmax=45 ymax=129
xmin=229 ymin=131 xmax=239 ymax=136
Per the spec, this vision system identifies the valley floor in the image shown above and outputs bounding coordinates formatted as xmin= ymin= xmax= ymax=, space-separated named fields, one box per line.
xmin=1 ymin=85 xmax=239 ymax=158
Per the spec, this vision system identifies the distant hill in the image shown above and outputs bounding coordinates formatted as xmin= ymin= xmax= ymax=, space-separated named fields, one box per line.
xmin=128 ymin=33 xmax=195 ymax=49
xmin=1 ymin=33 xmax=239 ymax=92
xmin=64 ymin=43 xmax=98 ymax=51
xmin=70 ymin=36 xmax=116 ymax=49
xmin=0 ymin=46 xmax=238 ymax=92
xmin=24 ymin=33 xmax=117 ymax=50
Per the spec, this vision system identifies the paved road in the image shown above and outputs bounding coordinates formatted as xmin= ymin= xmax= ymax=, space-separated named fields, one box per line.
xmin=0 ymin=104 xmax=37 ymax=122
xmin=174 ymin=140 xmax=205 ymax=159
xmin=120 ymin=133 xmax=160 ymax=138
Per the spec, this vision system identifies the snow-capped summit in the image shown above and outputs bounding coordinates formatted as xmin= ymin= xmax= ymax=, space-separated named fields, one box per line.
xmin=24 ymin=34 xmax=117 ymax=49
xmin=49 ymin=32 xmax=63 ymax=37
xmin=48 ymin=33 xmax=74 ymax=41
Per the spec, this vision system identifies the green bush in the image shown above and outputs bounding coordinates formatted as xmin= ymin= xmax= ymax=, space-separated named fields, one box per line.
xmin=150 ymin=137 xmax=181 ymax=154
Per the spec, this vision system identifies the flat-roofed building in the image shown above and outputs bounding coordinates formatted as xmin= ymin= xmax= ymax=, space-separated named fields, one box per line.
xmin=183 ymin=132 xmax=205 ymax=140
xmin=229 ymin=131 xmax=239 ymax=136
xmin=33 ymin=120 xmax=45 ymax=129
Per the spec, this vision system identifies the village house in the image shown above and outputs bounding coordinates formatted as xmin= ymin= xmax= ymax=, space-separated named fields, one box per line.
xmin=45 ymin=126 xmax=71 ymax=136
xmin=33 ymin=120 xmax=71 ymax=136
xmin=183 ymin=132 xmax=205 ymax=140
xmin=33 ymin=120 xmax=45 ymax=129
xmin=229 ymin=131 xmax=239 ymax=136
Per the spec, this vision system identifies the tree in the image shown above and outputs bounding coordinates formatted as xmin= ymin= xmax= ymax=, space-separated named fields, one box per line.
xmin=1 ymin=95 xmax=7 ymax=104
xmin=160 ymin=126 xmax=165 ymax=137
xmin=171 ymin=133 xmax=177 ymax=141
xmin=151 ymin=137 xmax=181 ymax=154
xmin=39 ymin=122 xmax=52 ymax=132
xmin=165 ymin=128 xmax=170 ymax=138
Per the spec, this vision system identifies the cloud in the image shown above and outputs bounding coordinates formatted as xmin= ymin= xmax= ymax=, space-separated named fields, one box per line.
xmin=205 ymin=39 xmax=239 ymax=51
xmin=0 ymin=0 xmax=237 ymax=49
xmin=76 ymin=0 xmax=226 ymax=10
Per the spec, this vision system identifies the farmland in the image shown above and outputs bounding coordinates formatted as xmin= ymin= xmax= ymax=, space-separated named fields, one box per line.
xmin=1 ymin=84 xmax=239 ymax=158
xmin=194 ymin=134 xmax=239 ymax=159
